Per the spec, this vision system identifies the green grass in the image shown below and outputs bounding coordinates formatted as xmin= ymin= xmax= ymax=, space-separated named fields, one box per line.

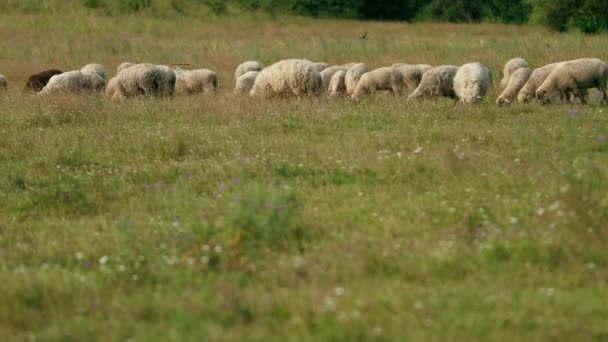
xmin=1 ymin=10 xmax=608 ymax=341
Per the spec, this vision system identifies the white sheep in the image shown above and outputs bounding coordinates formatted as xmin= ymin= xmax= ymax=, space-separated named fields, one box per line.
xmin=536 ymin=58 xmax=607 ymax=105
xmin=327 ymin=69 xmax=347 ymax=97
xmin=38 ymin=70 xmax=96 ymax=95
xmin=496 ymin=67 xmax=532 ymax=106
xmin=155 ymin=65 xmax=177 ymax=96
xmin=320 ymin=66 xmax=348 ymax=92
xmin=501 ymin=57 xmax=528 ymax=88
xmin=453 ymin=62 xmax=491 ymax=104
xmin=408 ymin=65 xmax=460 ymax=100
xmin=117 ymin=62 xmax=135 ymax=74
xmin=312 ymin=62 xmax=329 ymax=73
xmin=234 ymin=71 xmax=259 ymax=95
xmin=250 ymin=59 xmax=321 ymax=98
xmin=105 ymin=63 xmax=162 ymax=100
xmin=0 ymin=74 xmax=7 ymax=91
xmin=352 ymin=67 xmax=404 ymax=97
xmin=345 ymin=63 xmax=369 ymax=95
xmin=235 ymin=61 xmax=263 ymax=80
xmin=517 ymin=63 xmax=558 ymax=103
xmin=175 ymin=68 xmax=218 ymax=95
xmin=81 ymin=63 xmax=106 ymax=81
xmin=395 ymin=64 xmax=433 ymax=89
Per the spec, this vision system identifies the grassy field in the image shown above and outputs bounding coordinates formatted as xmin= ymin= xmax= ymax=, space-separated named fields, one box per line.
xmin=1 ymin=8 xmax=608 ymax=341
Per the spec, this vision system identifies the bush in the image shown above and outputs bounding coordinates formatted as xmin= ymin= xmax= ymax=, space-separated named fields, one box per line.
xmin=530 ymin=0 xmax=608 ymax=33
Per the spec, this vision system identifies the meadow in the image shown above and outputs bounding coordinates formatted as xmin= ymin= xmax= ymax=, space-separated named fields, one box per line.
xmin=1 ymin=8 xmax=608 ymax=340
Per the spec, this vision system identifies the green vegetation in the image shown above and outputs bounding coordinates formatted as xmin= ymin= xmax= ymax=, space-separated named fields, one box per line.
xmin=1 ymin=10 xmax=608 ymax=340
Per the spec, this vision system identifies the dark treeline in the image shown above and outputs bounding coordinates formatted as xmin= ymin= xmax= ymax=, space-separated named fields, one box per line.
xmin=235 ymin=0 xmax=608 ymax=33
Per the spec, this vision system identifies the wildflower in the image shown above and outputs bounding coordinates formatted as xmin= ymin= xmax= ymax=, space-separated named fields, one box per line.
xmin=230 ymin=177 xmax=240 ymax=185
xmin=218 ymin=183 xmax=227 ymax=191
xmin=214 ymin=245 xmax=223 ymax=253
xmin=117 ymin=265 xmax=126 ymax=272
xmin=597 ymin=135 xmax=608 ymax=143
xmin=372 ymin=326 xmax=383 ymax=336
xmin=264 ymin=201 xmax=272 ymax=209
xmin=155 ymin=181 xmax=165 ymax=190
xmin=569 ymin=106 xmax=581 ymax=118
xmin=323 ymin=297 xmax=336 ymax=312
xmin=333 ymin=287 xmax=345 ymax=297
xmin=99 ymin=255 xmax=108 ymax=265
xmin=201 ymin=255 xmax=209 ymax=264
xmin=145 ymin=184 xmax=153 ymax=192
xmin=75 ymin=252 xmax=84 ymax=260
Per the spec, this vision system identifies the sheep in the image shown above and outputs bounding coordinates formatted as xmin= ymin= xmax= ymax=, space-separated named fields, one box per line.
xmin=453 ymin=62 xmax=491 ymax=104
xmin=496 ymin=67 xmax=532 ymax=106
xmin=105 ymin=63 xmax=162 ymax=99
xmin=516 ymin=63 xmax=558 ymax=103
xmin=327 ymin=69 xmax=347 ymax=97
xmin=235 ymin=61 xmax=263 ymax=80
xmin=345 ymin=63 xmax=369 ymax=95
xmin=312 ymin=62 xmax=329 ymax=73
xmin=501 ymin=57 xmax=529 ymax=89
xmin=536 ymin=58 xmax=608 ymax=105
xmin=352 ymin=67 xmax=404 ymax=98
xmin=408 ymin=65 xmax=460 ymax=101
xmin=234 ymin=71 xmax=259 ymax=95
xmin=24 ymin=69 xmax=63 ymax=92
xmin=250 ymin=59 xmax=321 ymax=98
xmin=175 ymin=68 xmax=218 ymax=95
xmin=394 ymin=64 xmax=433 ymax=89
xmin=155 ymin=65 xmax=177 ymax=96
xmin=117 ymin=62 xmax=134 ymax=74
xmin=38 ymin=71 xmax=93 ymax=95
xmin=0 ymin=74 xmax=7 ymax=91
xmin=81 ymin=63 xmax=105 ymax=81
xmin=320 ymin=66 xmax=348 ymax=91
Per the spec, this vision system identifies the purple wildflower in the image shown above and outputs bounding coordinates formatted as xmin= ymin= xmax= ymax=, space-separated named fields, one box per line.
xmin=145 ymin=184 xmax=153 ymax=192
xmin=264 ymin=201 xmax=272 ymax=209
xmin=84 ymin=261 xmax=92 ymax=269
xmin=156 ymin=181 xmax=165 ymax=190
xmin=218 ymin=183 xmax=227 ymax=191
xmin=597 ymin=135 xmax=608 ymax=143
xmin=230 ymin=177 xmax=240 ymax=185
xmin=569 ymin=107 xmax=581 ymax=118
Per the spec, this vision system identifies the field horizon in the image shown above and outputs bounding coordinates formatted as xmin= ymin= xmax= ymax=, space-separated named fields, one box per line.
xmin=1 ymin=10 xmax=608 ymax=341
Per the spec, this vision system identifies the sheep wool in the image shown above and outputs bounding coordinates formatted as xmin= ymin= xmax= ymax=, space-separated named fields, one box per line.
xmin=250 ymin=59 xmax=321 ymax=98
xmin=234 ymin=71 xmax=259 ymax=95
xmin=517 ymin=63 xmax=558 ymax=103
xmin=39 ymin=70 xmax=93 ymax=95
xmin=453 ymin=62 xmax=491 ymax=104
xmin=312 ymin=62 xmax=329 ymax=73
xmin=0 ymin=74 xmax=7 ymax=91
xmin=345 ymin=63 xmax=369 ymax=95
xmin=501 ymin=57 xmax=528 ymax=89
xmin=395 ymin=64 xmax=433 ymax=89
xmin=327 ymin=69 xmax=347 ymax=97
xmin=107 ymin=63 xmax=162 ymax=99
xmin=352 ymin=67 xmax=404 ymax=97
xmin=24 ymin=69 xmax=63 ymax=92
xmin=81 ymin=63 xmax=106 ymax=81
xmin=496 ymin=67 xmax=531 ymax=106
xmin=235 ymin=61 xmax=264 ymax=80
xmin=156 ymin=65 xmax=177 ymax=96
xmin=536 ymin=58 xmax=608 ymax=104
xmin=320 ymin=66 xmax=347 ymax=92
xmin=175 ymin=69 xmax=218 ymax=95
xmin=408 ymin=65 xmax=460 ymax=100
xmin=117 ymin=62 xmax=135 ymax=74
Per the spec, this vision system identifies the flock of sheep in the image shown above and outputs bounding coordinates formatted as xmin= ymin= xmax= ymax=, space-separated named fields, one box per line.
xmin=0 ymin=57 xmax=606 ymax=106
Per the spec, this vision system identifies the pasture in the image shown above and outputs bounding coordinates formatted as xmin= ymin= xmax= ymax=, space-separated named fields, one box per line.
xmin=1 ymin=9 xmax=608 ymax=340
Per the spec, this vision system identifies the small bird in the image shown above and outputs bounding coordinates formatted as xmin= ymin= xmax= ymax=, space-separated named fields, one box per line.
xmin=360 ymin=31 xmax=368 ymax=40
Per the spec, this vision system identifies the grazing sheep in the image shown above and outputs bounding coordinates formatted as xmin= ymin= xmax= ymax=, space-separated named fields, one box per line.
xmin=496 ymin=67 xmax=532 ymax=106
xmin=408 ymin=65 xmax=460 ymax=100
xmin=24 ymin=69 xmax=63 ymax=92
xmin=395 ymin=64 xmax=433 ymax=89
xmin=235 ymin=61 xmax=263 ymax=80
xmin=234 ymin=71 xmax=259 ymax=95
xmin=341 ymin=63 xmax=357 ymax=69
xmin=327 ymin=69 xmax=347 ymax=97
xmin=175 ymin=68 xmax=218 ymax=95
xmin=345 ymin=63 xmax=369 ymax=95
xmin=105 ymin=63 xmax=162 ymax=99
xmin=156 ymin=65 xmax=177 ymax=96
xmin=392 ymin=63 xmax=407 ymax=68
xmin=501 ymin=57 xmax=529 ymax=88
xmin=0 ymin=74 xmax=7 ymax=91
xmin=453 ymin=62 xmax=491 ymax=104
xmin=517 ymin=63 xmax=558 ymax=103
xmin=320 ymin=66 xmax=347 ymax=91
xmin=312 ymin=62 xmax=329 ymax=73
xmin=352 ymin=67 xmax=404 ymax=97
xmin=80 ymin=63 xmax=105 ymax=81
xmin=250 ymin=59 xmax=321 ymax=98
xmin=536 ymin=58 xmax=608 ymax=105
xmin=117 ymin=62 xmax=134 ymax=74
xmin=38 ymin=71 xmax=93 ymax=95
